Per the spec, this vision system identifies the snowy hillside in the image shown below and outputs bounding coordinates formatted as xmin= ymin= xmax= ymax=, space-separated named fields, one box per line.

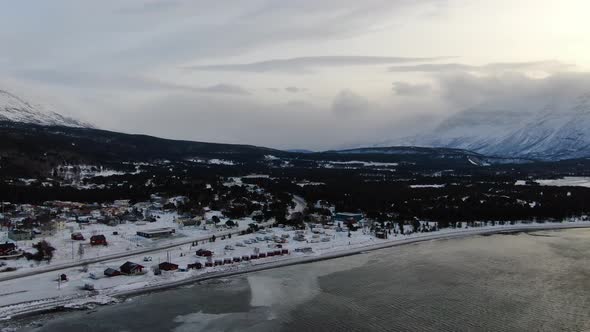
xmin=0 ymin=89 xmax=93 ymax=128
xmin=380 ymin=92 xmax=590 ymax=161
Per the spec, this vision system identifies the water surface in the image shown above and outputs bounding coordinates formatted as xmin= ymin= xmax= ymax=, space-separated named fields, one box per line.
xmin=13 ymin=229 xmax=590 ymax=331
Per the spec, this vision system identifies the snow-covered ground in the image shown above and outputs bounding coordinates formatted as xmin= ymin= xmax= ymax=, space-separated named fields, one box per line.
xmin=186 ymin=158 xmax=236 ymax=166
xmin=296 ymin=181 xmax=325 ymax=187
xmin=1 ymin=218 xmax=590 ymax=321
xmin=410 ymin=184 xmax=446 ymax=188
xmin=0 ymin=211 xmax=259 ymax=279
xmin=535 ymin=177 xmax=590 ymax=188
xmin=288 ymin=195 xmax=307 ymax=215
xmin=321 ymin=160 xmax=398 ymax=169
xmin=326 ymin=161 xmax=398 ymax=167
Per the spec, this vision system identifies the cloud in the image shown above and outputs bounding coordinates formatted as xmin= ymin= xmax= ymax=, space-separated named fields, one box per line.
xmin=438 ymin=71 xmax=590 ymax=110
xmin=392 ymin=82 xmax=432 ymax=96
xmin=2 ymin=1 xmax=589 ymax=152
xmin=107 ymin=92 xmax=425 ymax=151
xmin=14 ymin=69 xmax=183 ymax=91
xmin=12 ymin=69 xmax=250 ymax=95
xmin=0 ymin=1 xmax=449 ymax=76
xmin=188 ymin=56 xmax=450 ymax=73
xmin=285 ymin=86 xmax=306 ymax=93
xmin=331 ymin=89 xmax=370 ymax=115
xmin=115 ymin=0 xmax=189 ymax=14
xmin=389 ymin=60 xmax=574 ymax=73
xmin=195 ymin=84 xmax=250 ymax=95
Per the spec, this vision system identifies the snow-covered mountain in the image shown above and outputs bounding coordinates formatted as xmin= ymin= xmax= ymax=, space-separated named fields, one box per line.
xmin=377 ymin=92 xmax=590 ymax=161
xmin=0 ymin=89 xmax=93 ymax=128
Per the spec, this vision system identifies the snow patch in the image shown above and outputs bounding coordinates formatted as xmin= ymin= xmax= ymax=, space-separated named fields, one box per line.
xmin=535 ymin=177 xmax=590 ymax=188
xmin=410 ymin=184 xmax=446 ymax=188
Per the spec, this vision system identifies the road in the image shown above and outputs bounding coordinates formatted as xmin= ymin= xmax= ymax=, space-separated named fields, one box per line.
xmin=3 ymin=221 xmax=590 ymax=320
xmin=0 ymin=221 xmax=273 ymax=283
xmin=290 ymin=195 xmax=307 ymax=215
xmin=113 ymin=221 xmax=590 ymax=298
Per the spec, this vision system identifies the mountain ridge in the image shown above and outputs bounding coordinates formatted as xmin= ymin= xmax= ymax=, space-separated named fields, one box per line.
xmin=0 ymin=89 xmax=94 ymax=128
xmin=373 ymin=92 xmax=590 ymax=161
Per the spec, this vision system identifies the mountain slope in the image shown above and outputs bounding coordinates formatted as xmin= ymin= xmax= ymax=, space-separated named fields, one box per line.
xmin=327 ymin=146 xmax=531 ymax=165
xmin=381 ymin=92 xmax=590 ymax=161
xmin=0 ymin=90 xmax=93 ymax=128
xmin=0 ymin=122 xmax=285 ymax=176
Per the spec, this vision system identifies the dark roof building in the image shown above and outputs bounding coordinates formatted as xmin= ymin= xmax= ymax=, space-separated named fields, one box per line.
xmin=0 ymin=242 xmax=17 ymax=256
xmin=158 ymin=262 xmax=178 ymax=271
xmin=119 ymin=261 xmax=145 ymax=275
xmin=104 ymin=268 xmax=121 ymax=277
xmin=90 ymin=234 xmax=107 ymax=246
xmin=137 ymin=228 xmax=176 ymax=238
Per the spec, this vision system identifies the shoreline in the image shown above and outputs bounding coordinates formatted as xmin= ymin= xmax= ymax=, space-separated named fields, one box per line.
xmin=4 ymin=221 xmax=590 ymax=322
xmin=113 ymin=222 xmax=590 ymax=298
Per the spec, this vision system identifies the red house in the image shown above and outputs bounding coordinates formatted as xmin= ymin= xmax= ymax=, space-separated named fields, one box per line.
xmin=0 ymin=242 xmax=17 ymax=256
xmin=196 ymin=249 xmax=213 ymax=257
xmin=158 ymin=262 xmax=178 ymax=271
xmin=90 ymin=235 xmax=107 ymax=246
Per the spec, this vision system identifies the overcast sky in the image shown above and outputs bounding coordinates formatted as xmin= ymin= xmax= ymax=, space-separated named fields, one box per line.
xmin=1 ymin=0 xmax=590 ymax=150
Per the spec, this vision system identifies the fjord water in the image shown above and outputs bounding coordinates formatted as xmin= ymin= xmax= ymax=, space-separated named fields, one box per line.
xmin=25 ymin=229 xmax=590 ymax=331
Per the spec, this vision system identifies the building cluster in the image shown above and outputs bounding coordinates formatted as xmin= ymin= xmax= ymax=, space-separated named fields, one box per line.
xmin=0 ymin=195 xmax=189 ymax=243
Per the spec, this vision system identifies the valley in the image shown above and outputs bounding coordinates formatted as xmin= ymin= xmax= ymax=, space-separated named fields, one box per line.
xmin=2 ymin=94 xmax=590 ymax=326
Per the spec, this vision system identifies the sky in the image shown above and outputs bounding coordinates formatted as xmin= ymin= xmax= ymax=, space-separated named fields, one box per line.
xmin=1 ymin=0 xmax=590 ymax=150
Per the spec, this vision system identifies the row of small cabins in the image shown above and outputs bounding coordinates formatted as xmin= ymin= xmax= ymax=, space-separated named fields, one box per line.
xmin=104 ymin=249 xmax=290 ymax=277
xmin=202 ymin=249 xmax=289 ymax=267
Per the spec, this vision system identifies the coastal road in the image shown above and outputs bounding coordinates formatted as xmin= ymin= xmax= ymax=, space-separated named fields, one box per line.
xmin=3 ymin=221 xmax=590 ymax=321
xmin=114 ymin=221 xmax=590 ymax=298
xmin=0 ymin=221 xmax=274 ymax=283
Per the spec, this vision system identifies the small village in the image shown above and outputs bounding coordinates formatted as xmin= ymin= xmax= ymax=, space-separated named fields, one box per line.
xmin=1 ymin=173 xmax=590 ymax=322
xmin=0 ymin=179 xmax=465 ymax=320
xmin=0 ymin=190 xmax=387 ymax=273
